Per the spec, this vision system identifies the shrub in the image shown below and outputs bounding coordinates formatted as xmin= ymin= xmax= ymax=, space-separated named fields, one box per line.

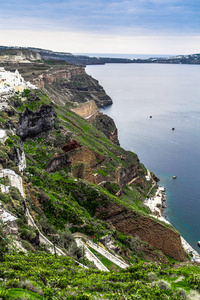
xmin=5 ymin=138 xmax=13 ymax=147
xmin=0 ymin=225 xmax=8 ymax=261
xmin=21 ymin=280 xmax=44 ymax=296
xmin=76 ymin=294 xmax=92 ymax=300
xmin=173 ymin=288 xmax=188 ymax=300
xmin=156 ymin=280 xmax=170 ymax=290
xmin=5 ymin=278 xmax=22 ymax=288
xmin=43 ymin=286 xmax=54 ymax=299
xmin=187 ymin=273 xmax=200 ymax=290
xmin=21 ymin=240 xmax=35 ymax=253
xmin=147 ymin=272 xmax=158 ymax=282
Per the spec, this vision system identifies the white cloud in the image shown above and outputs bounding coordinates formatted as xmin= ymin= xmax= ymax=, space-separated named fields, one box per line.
xmin=0 ymin=30 xmax=200 ymax=55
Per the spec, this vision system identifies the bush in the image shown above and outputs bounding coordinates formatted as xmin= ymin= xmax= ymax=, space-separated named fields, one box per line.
xmin=76 ymin=294 xmax=92 ymax=300
xmin=156 ymin=280 xmax=170 ymax=290
xmin=173 ymin=288 xmax=188 ymax=300
xmin=147 ymin=272 xmax=158 ymax=282
xmin=21 ymin=240 xmax=35 ymax=253
xmin=5 ymin=138 xmax=14 ymax=147
xmin=187 ymin=273 xmax=200 ymax=290
xmin=21 ymin=280 xmax=44 ymax=296
xmin=0 ymin=192 xmax=10 ymax=204
xmin=0 ymin=225 xmax=8 ymax=261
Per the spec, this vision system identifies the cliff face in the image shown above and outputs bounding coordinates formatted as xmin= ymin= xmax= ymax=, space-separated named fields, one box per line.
xmin=62 ymin=144 xmax=106 ymax=183
xmin=17 ymin=105 xmax=56 ymax=140
xmin=95 ymin=202 xmax=186 ymax=262
xmin=71 ymin=100 xmax=120 ymax=145
xmin=118 ymin=162 xmax=140 ymax=188
xmin=9 ymin=139 xmax=27 ymax=172
xmin=46 ymin=153 xmax=71 ymax=173
xmin=29 ymin=66 xmax=112 ymax=108
xmin=0 ymin=55 xmax=188 ymax=265
xmin=92 ymin=113 xmax=120 ymax=145
xmin=70 ymin=100 xmax=99 ymax=121
xmin=0 ymin=49 xmax=41 ymax=63
xmin=32 ymin=67 xmax=85 ymax=88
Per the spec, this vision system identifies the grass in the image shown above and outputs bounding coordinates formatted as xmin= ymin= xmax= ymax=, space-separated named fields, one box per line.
xmin=6 ymin=288 xmax=43 ymax=299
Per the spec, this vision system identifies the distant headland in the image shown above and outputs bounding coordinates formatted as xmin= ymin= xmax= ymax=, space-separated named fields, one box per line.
xmin=1 ymin=45 xmax=200 ymax=66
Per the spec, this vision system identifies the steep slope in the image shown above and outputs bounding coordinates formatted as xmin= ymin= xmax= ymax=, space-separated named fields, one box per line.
xmin=0 ymin=86 xmax=186 ymax=262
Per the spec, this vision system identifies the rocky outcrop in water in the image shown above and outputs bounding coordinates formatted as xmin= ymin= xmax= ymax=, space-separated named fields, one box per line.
xmin=17 ymin=105 xmax=56 ymax=140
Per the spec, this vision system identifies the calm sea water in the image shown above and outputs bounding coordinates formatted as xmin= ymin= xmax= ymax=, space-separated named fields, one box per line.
xmin=74 ymin=53 xmax=172 ymax=59
xmin=86 ymin=63 xmax=200 ymax=254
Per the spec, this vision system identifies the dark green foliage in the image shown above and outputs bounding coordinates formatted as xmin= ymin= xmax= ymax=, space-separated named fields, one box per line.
xmin=22 ymin=89 xmax=31 ymax=98
xmin=0 ymin=226 xmax=8 ymax=261
xmin=5 ymin=138 xmax=14 ymax=148
xmin=187 ymin=273 xmax=200 ymax=290
xmin=20 ymin=225 xmax=40 ymax=246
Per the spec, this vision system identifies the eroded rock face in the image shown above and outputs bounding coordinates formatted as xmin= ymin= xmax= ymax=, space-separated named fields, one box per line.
xmin=95 ymin=202 xmax=186 ymax=262
xmin=99 ymin=235 xmax=120 ymax=253
xmin=46 ymin=153 xmax=71 ymax=173
xmin=17 ymin=105 xmax=56 ymax=140
xmin=118 ymin=162 xmax=140 ymax=189
xmin=29 ymin=67 xmax=112 ymax=108
xmin=71 ymin=100 xmax=99 ymax=121
xmin=10 ymin=139 xmax=27 ymax=172
xmin=62 ymin=140 xmax=81 ymax=152
xmin=92 ymin=113 xmax=120 ymax=145
xmin=68 ymin=146 xmax=106 ymax=183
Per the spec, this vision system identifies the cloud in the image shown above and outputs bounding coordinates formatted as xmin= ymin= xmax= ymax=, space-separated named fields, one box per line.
xmin=0 ymin=0 xmax=199 ymax=36
xmin=1 ymin=29 xmax=200 ymax=55
xmin=0 ymin=0 xmax=200 ymax=54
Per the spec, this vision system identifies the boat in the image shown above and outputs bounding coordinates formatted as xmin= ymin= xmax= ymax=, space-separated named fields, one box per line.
xmin=172 ymin=176 xmax=177 ymax=179
xmin=198 ymin=241 xmax=200 ymax=247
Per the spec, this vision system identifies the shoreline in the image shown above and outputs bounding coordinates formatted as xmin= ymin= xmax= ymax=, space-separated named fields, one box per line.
xmin=144 ymin=186 xmax=200 ymax=263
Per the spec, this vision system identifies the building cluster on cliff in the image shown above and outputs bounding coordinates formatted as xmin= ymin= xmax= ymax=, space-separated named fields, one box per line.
xmin=0 ymin=67 xmax=36 ymax=96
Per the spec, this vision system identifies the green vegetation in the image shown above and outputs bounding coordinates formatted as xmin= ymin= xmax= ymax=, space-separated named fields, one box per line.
xmin=0 ymin=74 xmax=198 ymax=299
xmin=0 ymin=253 xmax=199 ymax=299
xmin=9 ymin=90 xmax=51 ymax=113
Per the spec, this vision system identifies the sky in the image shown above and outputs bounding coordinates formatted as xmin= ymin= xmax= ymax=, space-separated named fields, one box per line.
xmin=0 ymin=0 xmax=200 ymax=55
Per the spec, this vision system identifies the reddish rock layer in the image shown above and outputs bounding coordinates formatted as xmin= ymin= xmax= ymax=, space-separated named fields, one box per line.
xmin=95 ymin=202 xmax=186 ymax=262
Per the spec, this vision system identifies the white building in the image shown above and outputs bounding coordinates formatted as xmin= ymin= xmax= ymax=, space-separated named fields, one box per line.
xmin=0 ymin=67 xmax=36 ymax=95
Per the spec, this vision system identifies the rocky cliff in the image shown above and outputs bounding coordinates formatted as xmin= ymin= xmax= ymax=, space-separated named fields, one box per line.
xmin=0 ymin=48 xmax=41 ymax=63
xmin=0 ymin=58 xmax=187 ymax=265
xmin=17 ymin=105 xmax=56 ymax=140
xmin=9 ymin=139 xmax=27 ymax=172
xmin=28 ymin=66 xmax=112 ymax=108
xmin=95 ymin=202 xmax=185 ymax=262
xmin=92 ymin=113 xmax=120 ymax=145
xmin=71 ymin=100 xmax=120 ymax=145
xmin=70 ymin=100 xmax=99 ymax=121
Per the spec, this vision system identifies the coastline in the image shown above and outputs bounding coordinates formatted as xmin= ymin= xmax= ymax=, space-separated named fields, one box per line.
xmin=144 ymin=186 xmax=200 ymax=263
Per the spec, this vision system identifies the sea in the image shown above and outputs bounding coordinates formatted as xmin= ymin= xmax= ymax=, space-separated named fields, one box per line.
xmin=86 ymin=60 xmax=200 ymax=255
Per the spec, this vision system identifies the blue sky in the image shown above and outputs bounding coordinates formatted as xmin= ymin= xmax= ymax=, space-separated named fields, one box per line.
xmin=0 ymin=0 xmax=200 ymax=54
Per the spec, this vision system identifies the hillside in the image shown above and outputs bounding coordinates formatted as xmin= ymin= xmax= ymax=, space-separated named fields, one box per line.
xmin=2 ymin=45 xmax=200 ymax=66
xmin=0 ymin=59 xmax=199 ymax=299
